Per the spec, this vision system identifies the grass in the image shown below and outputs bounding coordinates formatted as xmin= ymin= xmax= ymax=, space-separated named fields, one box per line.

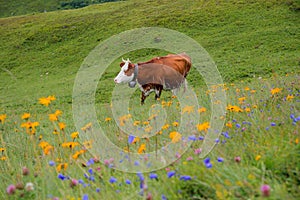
xmin=0 ymin=0 xmax=299 ymax=199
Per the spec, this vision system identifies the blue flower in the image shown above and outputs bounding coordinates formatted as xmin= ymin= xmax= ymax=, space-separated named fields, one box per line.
xmin=236 ymin=124 xmax=241 ymax=128
xmin=205 ymin=163 xmax=212 ymax=168
xmin=78 ymin=179 xmax=84 ymax=184
xmin=49 ymin=160 xmax=55 ymax=166
xmin=161 ymin=194 xmax=167 ymax=200
xmin=217 ymin=157 xmax=224 ymax=162
xmin=203 ymin=157 xmax=210 ymax=164
xmin=88 ymin=168 xmax=93 ymax=175
xmin=128 ymin=135 xmax=135 ymax=144
xmin=82 ymin=194 xmax=88 ymax=200
xmin=125 ymin=179 xmax=131 ymax=184
xmin=215 ymin=138 xmax=220 ymax=143
xmin=96 ymin=188 xmax=100 ymax=193
xmin=109 ymin=176 xmax=117 ymax=184
xmin=137 ymin=172 xmax=144 ymax=181
xmin=188 ymin=135 xmax=197 ymax=141
xmin=271 ymin=122 xmax=276 ymax=126
xmin=134 ymin=161 xmax=139 ymax=166
xmin=58 ymin=174 xmax=66 ymax=180
xmin=167 ymin=171 xmax=176 ymax=178
xmin=179 ymin=175 xmax=191 ymax=181
xmin=199 ymin=136 xmax=204 ymax=140
xmin=222 ymin=131 xmax=230 ymax=138
xmin=149 ymin=173 xmax=158 ymax=180
xmin=86 ymin=158 xmax=94 ymax=166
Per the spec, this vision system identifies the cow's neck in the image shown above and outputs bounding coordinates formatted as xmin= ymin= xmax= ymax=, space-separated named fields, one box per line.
xmin=128 ymin=64 xmax=139 ymax=88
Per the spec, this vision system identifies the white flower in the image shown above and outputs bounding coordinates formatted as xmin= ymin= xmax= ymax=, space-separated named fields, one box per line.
xmin=25 ymin=182 xmax=34 ymax=191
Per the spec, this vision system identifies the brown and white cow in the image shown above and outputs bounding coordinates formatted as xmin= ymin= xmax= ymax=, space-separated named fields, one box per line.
xmin=114 ymin=53 xmax=191 ymax=104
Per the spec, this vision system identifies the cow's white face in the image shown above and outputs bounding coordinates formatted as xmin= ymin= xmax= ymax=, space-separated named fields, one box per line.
xmin=114 ymin=58 xmax=134 ymax=84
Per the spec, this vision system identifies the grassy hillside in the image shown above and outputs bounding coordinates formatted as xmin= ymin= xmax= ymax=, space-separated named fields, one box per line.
xmin=0 ymin=0 xmax=121 ymax=18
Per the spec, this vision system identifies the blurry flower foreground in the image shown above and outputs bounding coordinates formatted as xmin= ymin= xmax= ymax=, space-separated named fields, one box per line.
xmin=0 ymin=75 xmax=299 ymax=199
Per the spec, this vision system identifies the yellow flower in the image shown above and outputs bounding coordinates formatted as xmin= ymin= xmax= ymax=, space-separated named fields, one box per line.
xmin=58 ymin=122 xmax=66 ymax=130
xmin=182 ymin=106 xmax=194 ymax=114
xmin=238 ymin=96 xmax=246 ymax=103
xmin=44 ymin=145 xmax=53 ymax=155
xmin=156 ymin=130 xmax=162 ymax=135
xmin=132 ymin=137 xmax=140 ymax=144
xmin=83 ymin=140 xmax=93 ymax=149
xmin=55 ymin=110 xmax=62 ymax=116
xmin=255 ymin=155 xmax=261 ymax=161
xmin=197 ymin=122 xmax=210 ymax=132
xmin=105 ymin=117 xmax=112 ymax=122
xmin=244 ymin=87 xmax=250 ymax=91
xmin=21 ymin=121 xmax=39 ymax=135
xmin=252 ymin=105 xmax=258 ymax=109
xmin=144 ymin=126 xmax=153 ymax=133
xmin=21 ymin=113 xmax=30 ymax=120
xmin=286 ymin=94 xmax=294 ymax=101
xmin=198 ymin=107 xmax=207 ymax=113
xmin=172 ymin=121 xmax=179 ymax=127
xmin=169 ymin=131 xmax=182 ymax=143
xmin=138 ymin=144 xmax=146 ymax=154
xmin=143 ymin=121 xmax=150 ymax=125
xmin=245 ymin=107 xmax=251 ymax=112
xmin=162 ymin=124 xmax=170 ymax=130
xmin=72 ymin=150 xmax=86 ymax=159
xmin=270 ymin=88 xmax=282 ymax=95
xmin=39 ymin=95 xmax=56 ymax=106
xmin=295 ymin=138 xmax=299 ymax=144
xmin=81 ymin=123 xmax=92 ymax=131
xmin=226 ymin=122 xmax=233 ymax=128
xmin=226 ymin=105 xmax=243 ymax=112
xmin=0 ymin=114 xmax=7 ymax=124
xmin=71 ymin=132 xmax=79 ymax=139
xmin=0 ymin=148 xmax=5 ymax=153
xmin=133 ymin=121 xmax=140 ymax=126
xmin=62 ymin=142 xmax=79 ymax=149
xmin=49 ymin=114 xmax=58 ymax=122
xmin=56 ymin=163 xmax=68 ymax=172
xmin=53 ymin=129 xmax=59 ymax=135
xmin=250 ymin=90 xmax=256 ymax=94
xmin=1 ymin=156 xmax=7 ymax=161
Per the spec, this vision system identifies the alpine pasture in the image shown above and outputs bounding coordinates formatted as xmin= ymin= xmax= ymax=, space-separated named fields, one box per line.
xmin=0 ymin=0 xmax=299 ymax=199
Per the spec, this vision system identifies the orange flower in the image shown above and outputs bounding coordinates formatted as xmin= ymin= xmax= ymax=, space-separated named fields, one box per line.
xmin=21 ymin=121 xmax=39 ymax=135
xmin=39 ymin=95 xmax=56 ymax=106
xmin=197 ymin=122 xmax=210 ymax=132
xmin=132 ymin=137 xmax=140 ymax=144
xmin=238 ymin=97 xmax=246 ymax=103
xmin=133 ymin=121 xmax=140 ymax=126
xmin=0 ymin=114 xmax=7 ymax=124
xmin=55 ymin=110 xmax=62 ymax=116
xmin=71 ymin=132 xmax=79 ymax=139
xmin=270 ymin=88 xmax=282 ymax=95
xmin=198 ymin=107 xmax=207 ymax=113
xmin=226 ymin=105 xmax=243 ymax=112
xmin=172 ymin=121 xmax=179 ymax=127
xmin=255 ymin=155 xmax=261 ymax=161
xmin=226 ymin=122 xmax=233 ymax=128
xmin=244 ymin=87 xmax=250 ymax=91
xmin=105 ymin=117 xmax=112 ymax=122
xmin=81 ymin=123 xmax=92 ymax=131
xmin=58 ymin=122 xmax=66 ymax=130
xmin=21 ymin=113 xmax=30 ymax=120
xmin=56 ymin=163 xmax=68 ymax=172
xmin=138 ymin=144 xmax=146 ymax=154
xmin=182 ymin=106 xmax=194 ymax=114
xmin=245 ymin=107 xmax=251 ymax=112
xmin=169 ymin=131 xmax=182 ymax=143
xmin=72 ymin=150 xmax=86 ymax=159
xmin=49 ymin=114 xmax=58 ymax=122
xmin=62 ymin=142 xmax=79 ymax=149
xmin=286 ymin=94 xmax=294 ymax=101
xmin=162 ymin=124 xmax=170 ymax=130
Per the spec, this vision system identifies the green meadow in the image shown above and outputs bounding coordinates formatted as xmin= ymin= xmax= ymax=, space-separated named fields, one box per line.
xmin=0 ymin=0 xmax=299 ymax=199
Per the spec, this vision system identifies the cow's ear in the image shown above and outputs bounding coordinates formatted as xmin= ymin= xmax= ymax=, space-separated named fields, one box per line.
xmin=128 ymin=63 xmax=135 ymax=69
xmin=120 ymin=62 xmax=125 ymax=67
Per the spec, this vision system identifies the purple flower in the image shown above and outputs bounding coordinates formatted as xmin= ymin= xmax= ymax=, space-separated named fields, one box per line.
xmin=49 ymin=160 xmax=55 ymax=166
xmin=199 ymin=136 xmax=204 ymax=140
xmin=188 ymin=135 xmax=197 ymax=141
xmin=149 ymin=173 xmax=158 ymax=180
xmin=6 ymin=184 xmax=16 ymax=195
xmin=134 ymin=161 xmax=139 ymax=166
xmin=270 ymin=122 xmax=276 ymax=126
xmin=125 ymin=179 xmax=131 ymax=184
xmin=96 ymin=188 xmax=100 ymax=193
xmin=88 ymin=168 xmax=93 ymax=175
xmin=167 ymin=171 xmax=176 ymax=178
xmin=235 ymin=156 xmax=241 ymax=163
xmin=222 ymin=131 xmax=230 ymax=138
xmin=194 ymin=148 xmax=202 ymax=154
xmin=236 ymin=124 xmax=241 ymax=128
xmin=128 ymin=135 xmax=135 ymax=144
xmin=161 ymin=194 xmax=167 ymax=200
xmin=215 ymin=138 xmax=220 ymax=143
xmin=109 ymin=177 xmax=117 ymax=184
xmin=179 ymin=175 xmax=191 ymax=181
xmin=217 ymin=157 xmax=224 ymax=162
xmin=82 ymin=194 xmax=88 ymax=200
xmin=58 ymin=174 xmax=66 ymax=180
xmin=205 ymin=163 xmax=212 ymax=168
xmin=203 ymin=157 xmax=210 ymax=164
xmin=260 ymin=184 xmax=271 ymax=197
xmin=86 ymin=158 xmax=94 ymax=166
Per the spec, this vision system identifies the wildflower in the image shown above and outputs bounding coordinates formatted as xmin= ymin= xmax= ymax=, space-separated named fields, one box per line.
xmin=162 ymin=124 xmax=170 ymax=130
xmin=234 ymin=156 xmax=241 ymax=163
xmin=197 ymin=122 xmax=210 ymax=132
xmin=188 ymin=135 xmax=197 ymax=141
xmin=53 ymin=129 xmax=59 ymax=135
xmin=109 ymin=177 xmax=117 ymax=184
xmin=245 ymin=107 xmax=251 ymax=112
xmin=58 ymin=122 xmax=66 ymax=130
xmin=250 ymin=90 xmax=256 ymax=93
xmin=125 ymin=179 xmax=131 ymax=184
xmin=62 ymin=142 xmax=79 ymax=149
xmin=167 ymin=171 xmax=176 ymax=178
xmin=203 ymin=157 xmax=212 ymax=168
xmin=236 ymin=124 xmax=241 ymax=128
xmin=133 ymin=121 xmax=140 ymax=126
xmin=286 ymin=94 xmax=294 ymax=101
xmin=56 ymin=163 xmax=68 ymax=172
xmin=138 ymin=144 xmax=146 ymax=154
xmin=255 ymin=155 xmax=261 ymax=161
xmin=39 ymin=95 xmax=55 ymax=106
xmin=194 ymin=148 xmax=202 ymax=155
xmin=25 ymin=182 xmax=34 ymax=191
xmin=161 ymin=194 xmax=167 ymax=200
xmin=82 ymin=194 xmax=89 ymax=200
xmin=182 ymin=105 xmax=194 ymax=114
xmin=16 ymin=182 xmax=24 ymax=190
xmin=132 ymin=137 xmax=140 ymax=144
xmin=180 ymin=175 xmax=191 ymax=181
xmin=226 ymin=105 xmax=243 ymax=112
xmin=169 ymin=131 xmax=182 ymax=143
xmin=81 ymin=123 xmax=92 ymax=132
xmin=22 ymin=166 xmax=29 ymax=176
xmin=149 ymin=173 xmax=158 ymax=180
xmin=21 ymin=113 xmax=30 ymax=120
xmin=49 ymin=160 xmax=55 ymax=166
xmin=21 ymin=121 xmax=39 ymax=135
xmin=70 ymin=179 xmax=78 ymax=188
xmin=238 ymin=97 xmax=246 ymax=103
xmin=270 ymin=88 xmax=282 ymax=95
xmin=96 ymin=188 xmax=100 ymax=193
xmin=198 ymin=107 xmax=206 ymax=113
xmin=58 ymin=173 xmax=66 ymax=180
xmin=244 ymin=87 xmax=250 ymax=91
xmin=146 ymin=192 xmax=153 ymax=200
xmin=270 ymin=122 xmax=276 ymax=126
xmin=172 ymin=121 xmax=179 ymax=127
xmin=260 ymin=184 xmax=271 ymax=197
xmin=217 ymin=157 xmax=224 ymax=162
xmin=6 ymin=184 xmax=16 ymax=195
xmin=105 ymin=117 xmax=112 ymax=122
xmin=71 ymin=132 xmax=79 ymax=139
xmin=226 ymin=122 xmax=233 ymax=128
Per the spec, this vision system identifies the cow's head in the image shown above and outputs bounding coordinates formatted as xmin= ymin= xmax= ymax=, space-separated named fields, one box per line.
xmin=114 ymin=58 xmax=135 ymax=84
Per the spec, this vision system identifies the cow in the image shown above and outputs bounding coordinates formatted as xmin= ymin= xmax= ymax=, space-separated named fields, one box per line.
xmin=114 ymin=53 xmax=191 ymax=104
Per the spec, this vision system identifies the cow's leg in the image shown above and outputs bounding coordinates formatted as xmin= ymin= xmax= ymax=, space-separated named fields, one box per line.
xmin=141 ymin=92 xmax=146 ymax=105
xmin=155 ymin=85 xmax=163 ymax=100
xmin=141 ymin=85 xmax=151 ymax=105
